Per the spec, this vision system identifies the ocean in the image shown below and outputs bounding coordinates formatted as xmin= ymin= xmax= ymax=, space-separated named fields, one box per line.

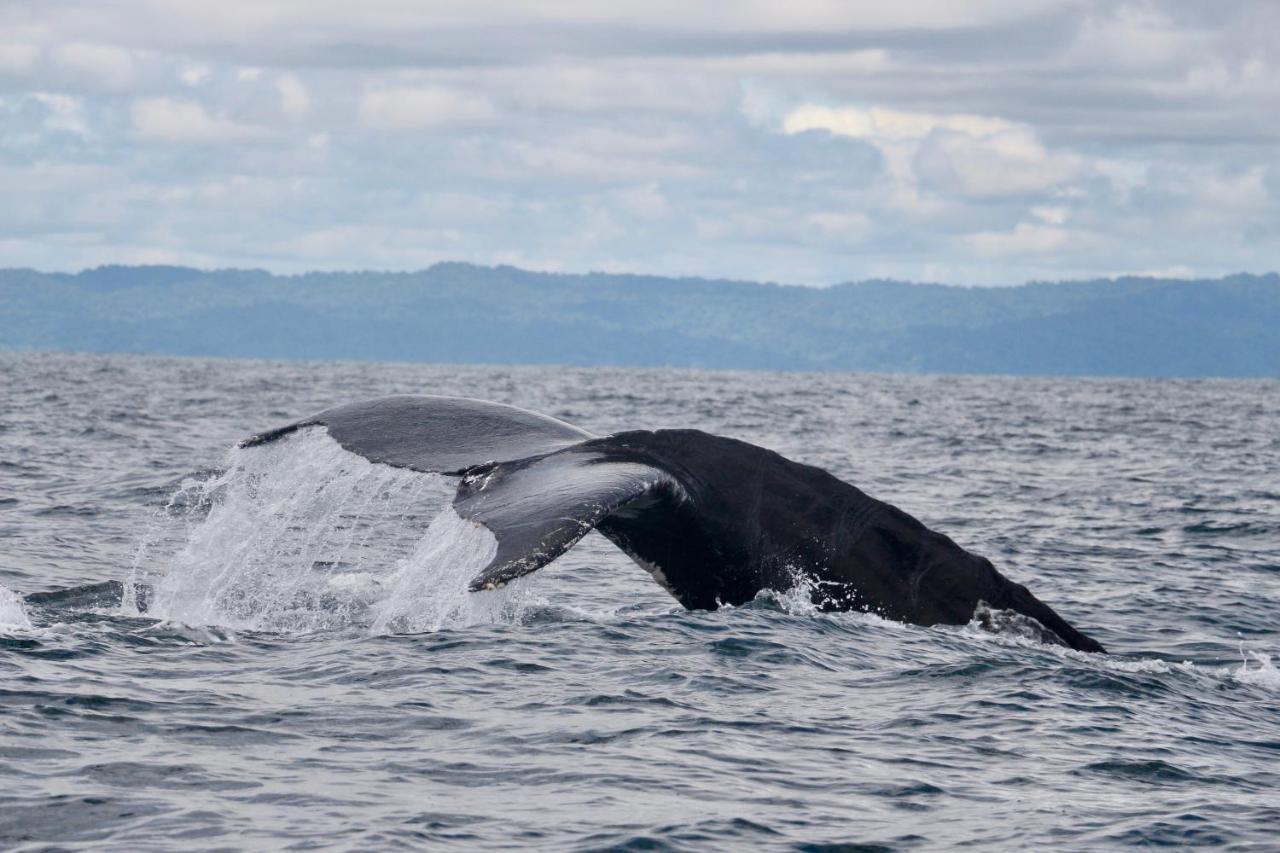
xmin=2 ymin=351 xmax=1278 ymax=850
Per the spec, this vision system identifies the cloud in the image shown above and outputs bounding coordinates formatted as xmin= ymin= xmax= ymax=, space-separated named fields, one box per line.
xmin=807 ymin=211 xmax=872 ymax=243
xmin=783 ymin=105 xmax=1014 ymax=142
xmin=180 ymin=64 xmax=212 ymax=86
xmin=913 ymin=127 xmax=1080 ymax=198
xmin=964 ymin=222 xmax=1078 ymax=257
xmin=276 ymin=73 xmax=309 ymax=118
xmin=1031 ymin=205 xmax=1068 ymax=225
xmin=783 ymin=103 xmax=1081 ymax=199
xmin=1068 ymin=5 xmax=1205 ymax=71
xmin=131 ymin=97 xmax=266 ymax=143
xmin=358 ymin=86 xmax=497 ymax=130
xmin=0 ymin=43 xmax=40 ymax=74
xmin=1128 ymin=265 xmax=1196 ymax=279
xmin=31 ymin=93 xmax=89 ymax=136
xmin=0 ymin=1 xmax=1276 ymax=284
xmin=479 ymin=64 xmax=728 ymax=116
xmin=51 ymin=43 xmax=135 ymax=90
xmin=1192 ymin=167 xmax=1270 ymax=214
xmin=611 ymin=184 xmax=671 ymax=220
xmin=464 ymin=125 xmax=705 ymax=184
xmin=9 ymin=1 xmax=1075 ymax=66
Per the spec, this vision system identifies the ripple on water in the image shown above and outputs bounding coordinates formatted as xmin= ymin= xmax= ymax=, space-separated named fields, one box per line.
xmin=2 ymin=354 xmax=1279 ymax=849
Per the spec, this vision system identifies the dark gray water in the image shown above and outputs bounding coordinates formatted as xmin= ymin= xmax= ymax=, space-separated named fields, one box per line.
xmin=2 ymin=352 xmax=1278 ymax=850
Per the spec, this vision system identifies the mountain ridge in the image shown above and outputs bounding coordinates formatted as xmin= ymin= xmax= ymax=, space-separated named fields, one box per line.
xmin=1 ymin=264 xmax=1276 ymax=378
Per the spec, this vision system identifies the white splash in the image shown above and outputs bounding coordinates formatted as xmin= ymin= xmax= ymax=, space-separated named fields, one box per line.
xmin=0 ymin=584 xmax=33 ymax=632
xmin=141 ymin=428 xmax=534 ymax=634
xmin=1234 ymin=649 xmax=1280 ymax=691
xmin=748 ymin=572 xmax=821 ymax=616
xmin=370 ymin=507 xmax=536 ymax=634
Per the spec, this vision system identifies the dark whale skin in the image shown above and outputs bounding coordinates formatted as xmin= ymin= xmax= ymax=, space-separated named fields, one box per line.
xmin=584 ymin=430 xmax=1103 ymax=652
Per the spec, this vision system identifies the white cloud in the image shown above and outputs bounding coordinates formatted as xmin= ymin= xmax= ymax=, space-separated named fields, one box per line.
xmin=482 ymin=63 xmax=728 ymax=116
xmin=784 ymin=105 xmax=1013 ymax=142
xmin=1127 ymin=265 xmax=1196 ymax=279
xmin=0 ymin=43 xmax=40 ymax=74
xmin=1193 ymin=167 xmax=1270 ymax=214
xmin=964 ymin=222 xmax=1078 ymax=257
xmin=1031 ymin=205 xmax=1068 ymax=225
xmin=359 ymin=86 xmax=497 ymax=130
xmin=276 ymin=73 xmax=309 ymax=119
xmin=0 ymin=161 xmax=123 ymax=200
xmin=486 ymin=141 xmax=701 ymax=184
xmin=783 ymin=103 xmax=1083 ymax=200
xmin=612 ymin=184 xmax=671 ymax=220
xmin=31 ymin=93 xmax=89 ymax=136
xmin=131 ymin=97 xmax=266 ymax=143
xmin=51 ymin=43 xmax=135 ymax=89
xmin=411 ymin=191 xmax=513 ymax=220
xmin=469 ymin=126 xmax=703 ymax=183
xmin=806 ymin=211 xmax=872 ymax=243
xmin=914 ymin=127 xmax=1081 ymax=198
xmin=180 ymin=64 xmax=211 ymax=86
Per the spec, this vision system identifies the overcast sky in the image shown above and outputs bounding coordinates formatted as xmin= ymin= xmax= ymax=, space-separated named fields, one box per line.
xmin=2 ymin=1 xmax=1277 ymax=284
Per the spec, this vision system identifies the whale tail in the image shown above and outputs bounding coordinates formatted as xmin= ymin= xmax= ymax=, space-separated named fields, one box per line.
xmin=239 ymin=394 xmax=593 ymax=474
xmin=237 ymin=395 xmax=1106 ymax=653
xmin=454 ymin=448 xmax=685 ymax=592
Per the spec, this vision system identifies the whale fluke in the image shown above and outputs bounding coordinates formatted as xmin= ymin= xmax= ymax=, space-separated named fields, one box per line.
xmin=456 ymin=447 xmax=681 ymax=591
xmin=240 ymin=395 xmax=593 ymax=474
xmin=233 ymin=395 xmax=1106 ymax=653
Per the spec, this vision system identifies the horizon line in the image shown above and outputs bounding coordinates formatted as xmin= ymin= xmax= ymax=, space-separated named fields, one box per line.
xmin=5 ymin=262 xmax=1279 ymax=291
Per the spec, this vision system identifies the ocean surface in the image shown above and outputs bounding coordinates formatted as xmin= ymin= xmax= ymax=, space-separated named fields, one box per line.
xmin=1 ymin=351 xmax=1278 ymax=851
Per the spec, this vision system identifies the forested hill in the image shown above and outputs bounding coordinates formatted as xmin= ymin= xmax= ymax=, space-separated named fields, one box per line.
xmin=2 ymin=264 xmax=1277 ymax=377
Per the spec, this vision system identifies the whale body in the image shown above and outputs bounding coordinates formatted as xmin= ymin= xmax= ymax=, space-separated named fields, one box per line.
xmin=233 ymin=395 xmax=1105 ymax=653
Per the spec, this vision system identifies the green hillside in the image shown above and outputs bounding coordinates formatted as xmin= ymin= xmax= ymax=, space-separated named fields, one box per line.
xmin=1 ymin=264 xmax=1276 ymax=377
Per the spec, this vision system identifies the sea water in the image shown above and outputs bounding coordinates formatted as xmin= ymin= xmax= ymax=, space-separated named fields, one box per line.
xmin=2 ymin=352 xmax=1278 ymax=849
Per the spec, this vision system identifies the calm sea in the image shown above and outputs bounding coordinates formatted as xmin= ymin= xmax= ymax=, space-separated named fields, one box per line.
xmin=2 ymin=351 xmax=1278 ymax=850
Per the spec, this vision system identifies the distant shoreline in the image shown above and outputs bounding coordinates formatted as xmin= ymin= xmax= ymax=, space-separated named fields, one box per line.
xmin=3 ymin=264 xmax=1277 ymax=379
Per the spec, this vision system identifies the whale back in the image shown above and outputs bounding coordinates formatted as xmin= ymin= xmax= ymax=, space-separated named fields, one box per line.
xmin=240 ymin=395 xmax=595 ymax=474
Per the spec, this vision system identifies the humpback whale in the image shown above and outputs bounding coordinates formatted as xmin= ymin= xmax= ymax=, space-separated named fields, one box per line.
xmin=226 ymin=395 xmax=1105 ymax=653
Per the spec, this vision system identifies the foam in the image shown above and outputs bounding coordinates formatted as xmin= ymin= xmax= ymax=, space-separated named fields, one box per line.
xmin=0 ymin=584 xmax=33 ymax=632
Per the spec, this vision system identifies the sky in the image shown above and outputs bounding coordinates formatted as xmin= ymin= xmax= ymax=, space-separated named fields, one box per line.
xmin=1 ymin=1 xmax=1278 ymax=285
